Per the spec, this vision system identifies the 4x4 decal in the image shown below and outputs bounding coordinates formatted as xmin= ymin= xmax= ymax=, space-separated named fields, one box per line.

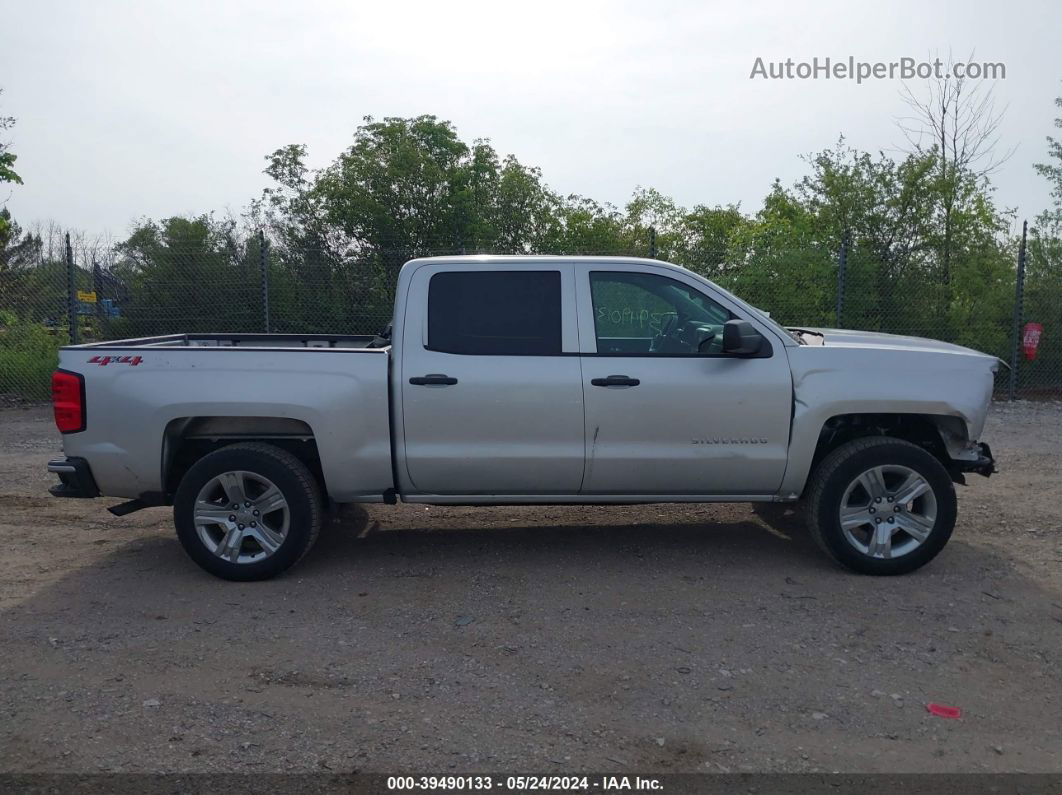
xmin=88 ymin=355 xmax=142 ymax=366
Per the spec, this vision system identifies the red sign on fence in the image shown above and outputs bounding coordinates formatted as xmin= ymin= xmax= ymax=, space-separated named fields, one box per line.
xmin=1023 ymin=322 xmax=1043 ymax=361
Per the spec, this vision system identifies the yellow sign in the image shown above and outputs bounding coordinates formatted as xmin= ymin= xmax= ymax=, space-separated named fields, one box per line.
xmin=77 ymin=291 xmax=97 ymax=303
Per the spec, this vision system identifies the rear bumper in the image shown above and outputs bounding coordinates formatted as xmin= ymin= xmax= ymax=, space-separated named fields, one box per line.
xmin=955 ymin=442 xmax=995 ymax=477
xmin=48 ymin=457 xmax=100 ymax=498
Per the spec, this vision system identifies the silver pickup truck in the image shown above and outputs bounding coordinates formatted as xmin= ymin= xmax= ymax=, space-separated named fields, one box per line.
xmin=48 ymin=255 xmax=997 ymax=580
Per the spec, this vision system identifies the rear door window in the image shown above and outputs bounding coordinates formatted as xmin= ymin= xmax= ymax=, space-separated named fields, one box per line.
xmin=428 ymin=271 xmax=562 ymax=355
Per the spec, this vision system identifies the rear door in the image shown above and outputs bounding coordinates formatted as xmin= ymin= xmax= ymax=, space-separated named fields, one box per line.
xmin=398 ymin=263 xmax=585 ymax=495
xmin=576 ymin=262 xmax=792 ymax=495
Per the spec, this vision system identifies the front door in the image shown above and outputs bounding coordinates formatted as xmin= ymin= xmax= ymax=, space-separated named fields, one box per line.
xmin=399 ymin=264 xmax=585 ymax=495
xmin=577 ymin=264 xmax=792 ymax=495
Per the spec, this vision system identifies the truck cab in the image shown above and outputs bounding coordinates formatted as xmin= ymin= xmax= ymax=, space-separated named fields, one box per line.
xmin=393 ymin=257 xmax=792 ymax=500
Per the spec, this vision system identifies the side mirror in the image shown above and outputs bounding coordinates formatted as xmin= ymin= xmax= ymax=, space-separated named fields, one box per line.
xmin=721 ymin=319 xmax=764 ymax=356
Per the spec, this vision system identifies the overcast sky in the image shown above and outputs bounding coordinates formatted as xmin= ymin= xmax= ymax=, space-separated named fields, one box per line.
xmin=2 ymin=0 xmax=1060 ymax=241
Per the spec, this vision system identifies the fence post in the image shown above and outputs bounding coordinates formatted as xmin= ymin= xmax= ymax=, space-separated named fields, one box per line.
xmin=259 ymin=230 xmax=270 ymax=334
xmin=835 ymin=233 xmax=848 ymax=328
xmin=65 ymin=233 xmax=78 ymax=346
xmin=649 ymin=226 xmax=657 ymax=259
xmin=1007 ymin=220 xmax=1028 ymax=401
xmin=92 ymin=257 xmax=104 ymax=339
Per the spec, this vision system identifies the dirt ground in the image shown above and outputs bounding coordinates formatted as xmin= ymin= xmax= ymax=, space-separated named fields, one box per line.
xmin=1 ymin=403 xmax=1061 ymax=774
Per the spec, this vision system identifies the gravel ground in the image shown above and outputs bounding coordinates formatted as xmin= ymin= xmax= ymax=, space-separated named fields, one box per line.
xmin=1 ymin=403 xmax=1061 ymax=774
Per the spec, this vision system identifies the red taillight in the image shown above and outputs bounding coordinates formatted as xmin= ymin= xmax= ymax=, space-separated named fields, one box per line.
xmin=51 ymin=370 xmax=85 ymax=433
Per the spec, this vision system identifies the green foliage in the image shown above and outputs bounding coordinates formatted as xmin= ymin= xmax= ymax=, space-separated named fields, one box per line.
xmin=0 ymin=150 xmax=20 ymax=186
xmin=114 ymin=215 xmax=259 ymax=335
xmin=0 ymin=209 xmax=42 ymax=271
xmin=1025 ymin=91 xmax=1062 ymax=392
xmin=318 ymin=115 xmax=466 ymax=252
xmin=1034 ymin=93 xmax=1062 ymax=233
xmin=0 ymin=318 xmax=63 ymax=400
xmin=0 ymin=89 xmax=22 ymax=187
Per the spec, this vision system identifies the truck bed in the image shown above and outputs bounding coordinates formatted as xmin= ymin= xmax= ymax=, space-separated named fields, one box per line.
xmin=55 ymin=333 xmax=394 ymax=503
xmin=77 ymin=332 xmax=384 ymax=350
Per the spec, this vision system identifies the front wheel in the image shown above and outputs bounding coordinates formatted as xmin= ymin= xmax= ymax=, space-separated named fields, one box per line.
xmin=806 ymin=437 xmax=957 ymax=575
xmin=174 ymin=442 xmax=323 ymax=581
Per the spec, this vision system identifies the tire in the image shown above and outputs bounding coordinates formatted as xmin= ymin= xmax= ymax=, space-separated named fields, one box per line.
xmin=806 ymin=436 xmax=957 ymax=575
xmin=174 ymin=442 xmax=323 ymax=581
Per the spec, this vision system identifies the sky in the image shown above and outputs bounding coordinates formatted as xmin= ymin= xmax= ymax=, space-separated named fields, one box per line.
xmin=2 ymin=0 xmax=1061 ymax=242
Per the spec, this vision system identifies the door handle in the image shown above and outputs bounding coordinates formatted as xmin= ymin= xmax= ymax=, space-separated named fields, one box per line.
xmin=591 ymin=374 xmax=640 ymax=387
xmin=409 ymin=374 xmax=458 ymax=386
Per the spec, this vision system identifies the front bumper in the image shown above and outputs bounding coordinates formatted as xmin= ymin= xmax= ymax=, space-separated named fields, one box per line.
xmin=955 ymin=442 xmax=995 ymax=478
xmin=48 ymin=457 xmax=100 ymax=498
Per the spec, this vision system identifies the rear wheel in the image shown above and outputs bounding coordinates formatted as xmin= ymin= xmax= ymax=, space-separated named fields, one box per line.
xmin=174 ymin=443 xmax=323 ymax=581
xmin=806 ymin=437 xmax=956 ymax=575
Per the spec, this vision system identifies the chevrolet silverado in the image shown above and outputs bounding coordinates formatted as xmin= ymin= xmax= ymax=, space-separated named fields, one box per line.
xmin=47 ymin=256 xmax=997 ymax=580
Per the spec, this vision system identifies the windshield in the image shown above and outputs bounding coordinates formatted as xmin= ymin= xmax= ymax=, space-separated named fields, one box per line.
xmin=749 ymin=305 xmax=801 ymax=343
xmin=695 ymin=276 xmax=803 ymax=344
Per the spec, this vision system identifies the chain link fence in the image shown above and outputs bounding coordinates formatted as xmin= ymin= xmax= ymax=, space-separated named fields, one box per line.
xmin=1 ymin=229 xmax=1059 ymax=403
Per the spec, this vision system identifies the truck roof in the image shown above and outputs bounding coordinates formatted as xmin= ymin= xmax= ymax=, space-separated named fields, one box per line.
xmin=404 ymin=254 xmax=687 ymax=270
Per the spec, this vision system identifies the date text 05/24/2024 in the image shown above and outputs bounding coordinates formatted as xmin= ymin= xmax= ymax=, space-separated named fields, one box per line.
xmin=386 ymin=776 xmax=664 ymax=791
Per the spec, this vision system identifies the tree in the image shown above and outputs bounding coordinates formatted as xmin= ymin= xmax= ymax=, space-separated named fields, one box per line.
xmin=0 ymin=208 xmax=41 ymax=273
xmin=606 ymin=187 xmax=676 ymax=261
xmin=897 ymin=56 xmax=1014 ymax=282
xmin=539 ymin=195 xmax=626 ymax=255
xmin=1033 ymin=91 xmax=1062 ymax=232
xmin=676 ymin=203 xmax=748 ymax=276
xmin=253 ymin=143 xmax=330 ymax=253
xmin=1026 ymin=90 xmax=1062 ymax=390
xmin=114 ymin=215 xmax=258 ymax=335
xmin=724 ymin=180 xmax=838 ymax=325
xmin=706 ymin=135 xmax=1013 ymax=345
xmin=315 ymin=115 xmax=470 ymax=255
xmin=0 ymin=89 xmax=23 ymax=245
xmin=0 ymin=89 xmax=21 ymax=189
xmin=492 ymin=154 xmax=557 ymax=253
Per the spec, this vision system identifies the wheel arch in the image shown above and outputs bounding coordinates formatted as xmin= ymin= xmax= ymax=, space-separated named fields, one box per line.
xmin=799 ymin=412 xmax=972 ymax=496
xmin=162 ymin=416 xmax=325 ymax=501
